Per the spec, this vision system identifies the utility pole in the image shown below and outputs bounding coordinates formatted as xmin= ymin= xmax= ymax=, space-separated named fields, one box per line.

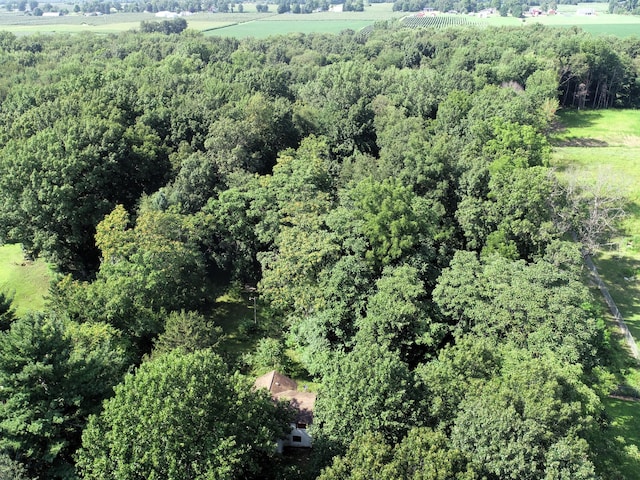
xmin=249 ymin=296 xmax=257 ymax=325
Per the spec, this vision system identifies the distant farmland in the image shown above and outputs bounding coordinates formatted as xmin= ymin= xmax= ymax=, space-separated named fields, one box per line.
xmin=0 ymin=2 xmax=637 ymax=38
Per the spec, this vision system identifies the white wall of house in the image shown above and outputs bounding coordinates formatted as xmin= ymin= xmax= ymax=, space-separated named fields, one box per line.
xmin=283 ymin=424 xmax=313 ymax=449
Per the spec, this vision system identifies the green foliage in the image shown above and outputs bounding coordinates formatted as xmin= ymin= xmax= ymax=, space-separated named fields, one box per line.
xmin=356 ymin=264 xmax=448 ymax=366
xmin=0 ymin=313 xmax=128 ymax=478
xmin=76 ymin=349 xmax=293 ymax=479
xmin=350 ymin=177 xmax=429 ymax=268
xmin=433 ymin=250 xmax=604 ymax=365
xmin=151 ymin=310 xmax=223 ymax=358
xmin=0 ymin=292 xmax=15 ymax=332
xmin=0 ymin=454 xmax=32 ymax=480
xmin=313 ymin=343 xmax=419 ymax=447
xmin=0 ymin=24 xmax=635 ymax=479
xmin=0 ymin=110 xmax=169 ymax=274
xmin=140 ymin=17 xmax=188 ymax=34
xmin=92 ymin=206 xmax=206 ymax=342
xmin=318 ymin=428 xmax=477 ymax=480
xmin=451 ymin=350 xmax=600 ymax=480
xmin=243 ymin=336 xmax=292 ymax=374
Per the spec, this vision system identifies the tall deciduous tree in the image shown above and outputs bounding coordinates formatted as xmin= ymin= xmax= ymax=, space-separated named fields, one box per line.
xmin=356 ymin=264 xmax=448 ymax=366
xmin=0 ymin=115 xmax=168 ymax=275
xmin=76 ymin=349 xmax=292 ymax=480
xmin=451 ymin=350 xmax=600 ymax=480
xmin=0 ymin=313 xmax=128 ymax=479
xmin=433 ymin=250 xmax=603 ymax=365
xmin=318 ymin=428 xmax=478 ymax=480
xmin=313 ymin=343 xmax=419 ymax=448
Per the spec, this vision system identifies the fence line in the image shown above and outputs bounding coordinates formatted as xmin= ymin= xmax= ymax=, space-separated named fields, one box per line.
xmin=583 ymin=254 xmax=639 ymax=360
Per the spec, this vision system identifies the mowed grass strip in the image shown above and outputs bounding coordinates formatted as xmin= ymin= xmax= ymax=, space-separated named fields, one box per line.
xmin=0 ymin=244 xmax=52 ymax=316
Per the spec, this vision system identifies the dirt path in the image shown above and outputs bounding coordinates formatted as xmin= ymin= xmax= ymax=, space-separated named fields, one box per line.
xmin=584 ymin=254 xmax=639 ymax=360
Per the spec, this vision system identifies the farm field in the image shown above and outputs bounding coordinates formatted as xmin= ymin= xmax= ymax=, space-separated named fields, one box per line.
xmin=0 ymin=2 xmax=638 ymax=36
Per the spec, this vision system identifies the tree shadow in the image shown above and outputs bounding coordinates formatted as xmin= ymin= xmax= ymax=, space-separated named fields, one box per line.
xmin=552 ymin=137 xmax=609 ymax=147
xmin=555 ymin=109 xmax=604 ymax=130
xmin=595 ymin=397 xmax=640 ymax=479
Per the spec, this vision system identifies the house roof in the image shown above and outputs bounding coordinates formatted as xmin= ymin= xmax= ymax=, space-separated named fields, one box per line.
xmin=254 ymin=370 xmax=298 ymax=394
xmin=273 ymin=390 xmax=316 ymax=425
xmin=254 ymin=371 xmax=316 ymax=424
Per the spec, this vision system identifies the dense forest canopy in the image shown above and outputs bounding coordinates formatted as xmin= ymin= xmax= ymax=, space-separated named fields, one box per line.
xmin=0 ymin=21 xmax=638 ymax=479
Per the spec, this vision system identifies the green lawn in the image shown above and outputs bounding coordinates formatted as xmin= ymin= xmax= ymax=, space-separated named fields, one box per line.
xmin=0 ymin=243 xmax=52 ymax=316
xmin=551 ymin=109 xmax=640 ymax=338
xmin=552 ymin=109 xmax=640 ymax=479
xmin=598 ymin=397 xmax=640 ymax=479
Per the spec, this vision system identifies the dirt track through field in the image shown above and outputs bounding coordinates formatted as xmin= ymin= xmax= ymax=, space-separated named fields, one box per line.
xmin=584 ymin=253 xmax=639 ymax=360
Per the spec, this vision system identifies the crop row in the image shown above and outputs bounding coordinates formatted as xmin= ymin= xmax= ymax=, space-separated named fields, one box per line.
xmin=401 ymin=14 xmax=478 ymax=28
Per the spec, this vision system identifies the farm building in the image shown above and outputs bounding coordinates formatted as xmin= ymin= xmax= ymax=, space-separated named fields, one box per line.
xmin=254 ymin=371 xmax=316 ymax=451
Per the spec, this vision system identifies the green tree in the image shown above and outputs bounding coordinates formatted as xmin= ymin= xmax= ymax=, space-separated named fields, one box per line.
xmin=318 ymin=428 xmax=477 ymax=480
xmin=92 ymin=205 xmax=206 ymax=343
xmin=0 ymin=454 xmax=31 ymax=480
xmin=433 ymin=251 xmax=603 ymax=365
xmin=151 ymin=310 xmax=223 ymax=359
xmin=0 ymin=292 xmax=15 ymax=332
xmin=0 ymin=114 xmax=168 ymax=275
xmin=76 ymin=349 xmax=293 ymax=480
xmin=0 ymin=313 xmax=128 ymax=479
xmin=243 ymin=337 xmax=291 ymax=374
xmin=356 ymin=264 xmax=448 ymax=366
xmin=450 ymin=350 xmax=600 ymax=480
xmin=313 ymin=343 xmax=418 ymax=448
xmin=342 ymin=177 xmax=434 ymax=270
xmin=257 ymin=136 xmax=339 ymax=314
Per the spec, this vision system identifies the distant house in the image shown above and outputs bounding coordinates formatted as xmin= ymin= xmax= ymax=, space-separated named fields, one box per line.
xmin=576 ymin=7 xmax=595 ymax=15
xmin=155 ymin=10 xmax=179 ymax=18
xmin=42 ymin=11 xmax=62 ymax=16
xmin=254 ymin=371 xmax=316 ymax=451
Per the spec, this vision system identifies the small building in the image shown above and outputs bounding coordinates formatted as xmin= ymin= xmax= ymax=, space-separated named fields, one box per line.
xmin=155 ymin=10 xmax=179 ymax=18
xmin=254 ymin=371 xmax=316 ymax=451
xmin=42 ymin=11 xmax=62 ymax=16
xmin=576 ymin=7 xmax=595 ymax=15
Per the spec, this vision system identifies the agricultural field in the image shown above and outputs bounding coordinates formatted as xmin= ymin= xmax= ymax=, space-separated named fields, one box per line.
xmin=0 ymin=2 xmax=638 ymax=37
xmin=400 ymin=14 xmax=480 ymax=28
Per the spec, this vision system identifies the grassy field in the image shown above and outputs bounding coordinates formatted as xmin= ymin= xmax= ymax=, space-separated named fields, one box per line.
xmin=0 ymin=243 xmax=52 ymax=316
xmin=551 ymin=109 xmax=640 ymax=479
xmin=599 ymin=397 xmax=640 ymax=478
xmin=0 ymin=2 xmax=638 ymax=37
xmin=551 ymin=109 xmax=640 ymax=339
